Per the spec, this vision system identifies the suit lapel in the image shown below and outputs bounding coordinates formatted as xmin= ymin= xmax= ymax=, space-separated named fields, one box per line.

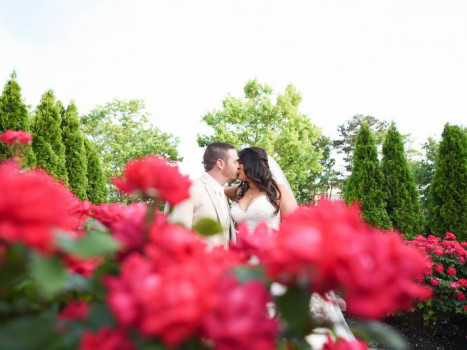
xmin=201 ymin=174 xmax=226 ymax=225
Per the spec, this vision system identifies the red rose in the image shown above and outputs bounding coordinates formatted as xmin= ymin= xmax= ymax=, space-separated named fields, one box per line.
xmin=80 ymin=328 xmax=135 ymax=350
xmin=58 ymin=301 xmax=90 ymax=321
xmin=145 ymin=219 xmax=207 ymax=269
xmin=434 ymin=246 xmax=444 ymax=256
xmin=0 ymin=161 xmax=78 ymax=252
xmin=105 ymin=251 xmax=226 ymax=347
xmin=456 ymin=292 xmax=465 ymax=301
xmin=459 ymin=256 xmax=466 ymax=264
xmin=202 ymin=277 xmax=279 ymax=350
xmin=260 ymin=200 xmax=432 ymax=319
xmin=449 ymin=282 xmax=460 ymax=289
xmin=0 ymin=130 xmax=32 ymax=146
xmin=444 ymin=232 xmax=456 ymax=240
xmin=458 ymin=278 xmax=467 ymax=287
xmin=112 ymin=155 xmax=191 ymax=205
xmin=447 ymin=267 xmax=457 ymax=276
xmin=229 ymin=222 xmax=272 ymax=262
xmin=323 ymin=334 xmax=368 ymax=350
xmin=434 ymin=264 xmax=444 ymax=273
xmin=430 ymin=278 xmax=440 ymax=286
xmin=463 ymin=305 xmax=467 ymax=311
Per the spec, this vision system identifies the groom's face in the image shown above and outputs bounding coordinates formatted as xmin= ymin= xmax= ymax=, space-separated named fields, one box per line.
xmin=222 ymin=149 xmax=240 ymax=181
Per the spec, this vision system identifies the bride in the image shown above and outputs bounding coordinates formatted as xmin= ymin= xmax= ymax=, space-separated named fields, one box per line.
xmin=225 ymin=146 xmax=355 ymax=348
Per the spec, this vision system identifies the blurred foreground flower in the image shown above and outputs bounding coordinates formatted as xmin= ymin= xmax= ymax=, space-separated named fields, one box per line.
xmin=0 ymin=161 xmax=79 ymax=252
xmin=112 ymin=155 xmax=191 ymax=205
xmin=0 ymin=129 xmax=32 ymax=146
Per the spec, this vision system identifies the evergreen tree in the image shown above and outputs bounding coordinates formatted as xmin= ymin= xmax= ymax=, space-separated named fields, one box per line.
xmin=0 ymin=71 xmax=36 ymax=166
xmin=62 ymin=102 xmax=88 ymax=199
xmin=344 ymin=124 xmax=391 ymax=229
xmin=429 ymin=124 xmax=467 ymax=240
xmin=32 ymin=90 xmax=68 ymax=183
xmin=84 ymin=138 xmax=108 ymax=203
xmin=381 ymin=123 xmax=423 ymax=238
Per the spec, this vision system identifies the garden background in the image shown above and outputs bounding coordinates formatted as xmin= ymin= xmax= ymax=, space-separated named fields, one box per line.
xmin=0 ymin=1 xmax=466 ymax=349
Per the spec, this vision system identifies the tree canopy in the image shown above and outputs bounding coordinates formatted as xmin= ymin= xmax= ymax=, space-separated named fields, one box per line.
xmin=0 ymin=71 xmax=36 ymax=166
xmin=81 ymin=98 xmax=181 ymax=201
xmin=61 ymin=101 xmax=88 ymax=200
xmin=344 ymin=124 xmax=391 ymax=229
xmin=197 ymin=79 xmax=322 ymax=203
xmin=32 ymin=90 xmax=68 ymax=182
xmin=334 ymin=115 xmax=389 ymax=173
xmin=429 ymin=124 xmax=467 ymax=240
xmin=381 ymin=123 xmax=422 ymax=238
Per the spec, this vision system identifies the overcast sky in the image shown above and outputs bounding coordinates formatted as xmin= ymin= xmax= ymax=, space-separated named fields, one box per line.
xmin=1 ymin=0 xmax=466 ymax=178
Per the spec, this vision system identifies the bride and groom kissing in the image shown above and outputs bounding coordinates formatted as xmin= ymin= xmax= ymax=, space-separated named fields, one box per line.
xmin=168 ymin=142 xmax=356 ymax=346
xmin=168 ymin=142 xmax=298 ymax=248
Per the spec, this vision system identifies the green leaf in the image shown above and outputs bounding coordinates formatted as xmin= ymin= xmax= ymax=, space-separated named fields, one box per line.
xmin=30 ymin=253 xmax=68 ymax=297
xmin=276 ymin=284 xmax=311 ymax=337
xmin=88 ymin=302 xmax=116 ymax=331
xmin=0 ymin=313 xmax=57 ymax=350
xmin=351 ymin=320 xmax=408 ymax=350
xmin=232 ymin=266 xmax=265 ymax=283
xmin=192 ymin=218 xmax=223 ymax=236
xmin=57 ymin=231 xmax=120 ymax=258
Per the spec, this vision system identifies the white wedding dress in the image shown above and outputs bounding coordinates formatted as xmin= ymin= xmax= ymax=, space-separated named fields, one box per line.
xmin=231 ymin=194 xmax=355 ymax=349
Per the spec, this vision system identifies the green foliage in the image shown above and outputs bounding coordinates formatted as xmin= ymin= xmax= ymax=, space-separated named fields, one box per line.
xmin=57 ymin=231 xmax=120 ymax=258
xmin=192 ymin=218 xmax=223 ymax=236
xmin=300 ymin=135 xmax=344 ymax=203
xmin=429 ymin=124 xmax=467 ymax=240
xmin=0 ymin=71 xmax=36 ymax=167
xmin=381 ymin=123 xmax=423 ymax=238
xmin=61 ymin=102 xmax=88 ymax=199
xmin=84 ymin=138 xmax=108 ymax=204
xmin=334 ymin=115 xmax=389 ymax=173
xmin=344 ymin=124 xmax=391 ymax=229
xmin=81 ymin=98 xmax=180 ymax=202
xmin=197 ymin=79 xmax=322 ymax=203
xmin=32 ymin=90 xmax=68 ymax=183
xmin=409 ymin=137 xmax=439 ymax=234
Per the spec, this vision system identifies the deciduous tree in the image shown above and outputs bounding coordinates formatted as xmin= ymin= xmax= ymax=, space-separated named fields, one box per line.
xmin=81 ymin=98 xmax=180 ymax=201
xmin=197 ymin=79 xmax=322 ymax=203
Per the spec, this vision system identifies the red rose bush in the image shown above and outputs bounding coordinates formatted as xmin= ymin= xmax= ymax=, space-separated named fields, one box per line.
xmin=0 ymin=149 xmax=438 ymax=349
xmin=406 ymin=232 xmax=467 ymax=321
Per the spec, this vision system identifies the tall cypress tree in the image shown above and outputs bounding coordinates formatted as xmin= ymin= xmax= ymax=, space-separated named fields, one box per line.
xmin=381 ymin=123 xmax=423 ymax=238
xmin=429 ymin=124 xmax=467 ymax=240
xmin=62 ymin=102 xmax=88 ymax=199
xmin=32 ymin=91 xmax=68 ymax=183
xmin=344 ymin=124 xmax=391 ymax=229
xmin=84 ymin=138 xmax=108 ymax=203
xmin=0 ymin=71 xmax=36 ymax=166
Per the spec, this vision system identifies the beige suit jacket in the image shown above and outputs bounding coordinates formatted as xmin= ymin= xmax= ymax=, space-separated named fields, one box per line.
xmin=168 ymin=173 xmax=236 ymax=247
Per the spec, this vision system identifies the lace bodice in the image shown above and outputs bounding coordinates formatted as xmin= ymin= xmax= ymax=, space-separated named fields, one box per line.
xmin=230 ymin=195 xmax=280 ymax=231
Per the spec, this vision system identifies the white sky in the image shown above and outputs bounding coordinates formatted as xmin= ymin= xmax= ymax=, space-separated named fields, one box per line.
xmin=1 ymin=0 xmax=466 ymax=178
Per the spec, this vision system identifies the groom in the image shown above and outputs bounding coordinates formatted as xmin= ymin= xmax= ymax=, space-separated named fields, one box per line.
xmin=168 ymin=142 xmax=240 ymax=247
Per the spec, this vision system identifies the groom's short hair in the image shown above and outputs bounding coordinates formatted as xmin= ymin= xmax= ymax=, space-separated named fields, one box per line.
xmin=203 ymin=142 xmax=236 ymax=171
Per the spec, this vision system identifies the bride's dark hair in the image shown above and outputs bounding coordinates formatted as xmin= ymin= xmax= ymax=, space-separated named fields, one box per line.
xmin=236 ymin=147 xmax=281 ymax=215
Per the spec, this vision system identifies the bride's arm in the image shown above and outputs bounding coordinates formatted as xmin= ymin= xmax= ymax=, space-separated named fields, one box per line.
xmin=278 ymin=184 xmax=298 ymax=215
xmin=224 ymin=184 xmax=240 ymax=200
